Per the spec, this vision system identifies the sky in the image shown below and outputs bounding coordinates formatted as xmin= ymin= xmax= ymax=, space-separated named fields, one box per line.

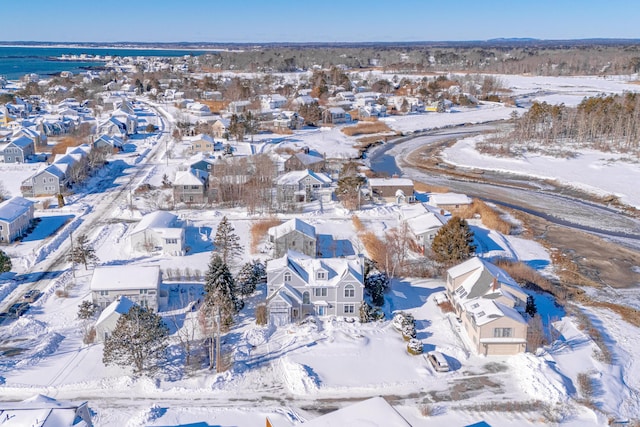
xmin=0 ymin=0 xmax=638 ymax=43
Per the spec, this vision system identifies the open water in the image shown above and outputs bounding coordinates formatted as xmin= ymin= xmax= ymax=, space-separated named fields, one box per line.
xmin=0 ymin=45 xmax=207 ymax=80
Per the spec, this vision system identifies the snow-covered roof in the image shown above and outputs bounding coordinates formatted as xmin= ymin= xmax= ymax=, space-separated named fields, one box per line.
xmin=293 ymin=151 xmax=324 ymax=166
xmin=130 ymin=211 xmax=178 ymax=235
xmin=96 ymin=296 xmax=136 ymax=325
xmin=276 ymin=170 xmax=332 ymax=186
xmin=268 ymin=218 xmax=316 ymax=240
xmin=428 ymin=192 xmax=472 ymax=206
xmin=268 ymin=251 xmax=363 ymax=288
xmin=368 ymin=177 xmax=413 ymax=188
xmin=90 ymin=265 xmax=160 ymax=291
xmin=174 ymin=170 xmax=205 ymax=186
xmin=406 ymin=212 xmax=447 ymax=235
xmin=464 ymin=298 xmax=525 ymax=327
xmin=7 ymin=135 xmax=33 ymax=149
xmin=190 ymin=133 xmax=214 ymax=144
xmin=299 ymin=396 xmax=412 ymax=427
xmin=0 ymin=196 xmax=34 ymax=223
xmin=0 ymin=394 xmax=92 ymax=427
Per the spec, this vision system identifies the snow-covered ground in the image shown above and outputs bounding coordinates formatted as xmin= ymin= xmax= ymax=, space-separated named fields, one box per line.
xmin=1 ymin=73 xmax=639 ymax=426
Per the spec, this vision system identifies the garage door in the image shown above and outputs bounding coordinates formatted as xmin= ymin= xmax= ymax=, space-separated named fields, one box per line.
xmin=269 ymin=305 xmax=290 ymax=327
xmin=485 ymin=343 xmax=521 ymax=356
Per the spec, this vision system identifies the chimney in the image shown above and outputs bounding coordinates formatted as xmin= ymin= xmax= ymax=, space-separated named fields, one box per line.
xmin=492 ymin=278 xmax=500 ymax=292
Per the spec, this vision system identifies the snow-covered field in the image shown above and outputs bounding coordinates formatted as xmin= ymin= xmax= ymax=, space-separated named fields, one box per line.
xmin=1 ymin=73 xmax=639 ymax=426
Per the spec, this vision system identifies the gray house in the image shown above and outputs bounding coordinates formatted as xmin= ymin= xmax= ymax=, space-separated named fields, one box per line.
xmin=20 ymin=164 xmax=66 ymax=197
xmin=0 ymin=196 xmax=35 ymax=243
xmin=266 ymin=252 xmax=364 ymax=325
xmin=276 ymin=169 xmax=332 ymax=205
xmin=268 ymin=218 xmax=317 ymax=258
xmin=2 ymin=135 xmax=35 ymax=163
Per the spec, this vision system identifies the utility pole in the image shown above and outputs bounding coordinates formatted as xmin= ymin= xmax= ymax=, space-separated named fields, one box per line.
xmin=215 ymin=307 xmax=221 ymax=373
xmin=69 ymin=230 xmax=76 ymax=279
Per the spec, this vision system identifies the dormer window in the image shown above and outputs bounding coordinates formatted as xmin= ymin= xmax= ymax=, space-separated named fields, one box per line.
xmin=284 ymin=272 xmax=291 ymax=282
xmin=316 ymin=271 xmax=326 ymax=280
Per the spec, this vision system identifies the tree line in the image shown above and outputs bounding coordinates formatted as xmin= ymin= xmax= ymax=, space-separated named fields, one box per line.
xmin=485 ymin=93 xmax=640 ymax=157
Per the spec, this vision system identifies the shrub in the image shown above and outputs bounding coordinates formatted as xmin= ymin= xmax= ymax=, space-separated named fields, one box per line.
xmin=577 ymin=372 xmax=594 ymax=398
xmin=407 ymin=338 xmax=423 ymax=355
xmin=55 ymin=289 xmax=69 ymax=298
xmin=255 ymin=304 xmax=268 ymax=326
xmin=83 ymin=327 xmax=96 ymax=344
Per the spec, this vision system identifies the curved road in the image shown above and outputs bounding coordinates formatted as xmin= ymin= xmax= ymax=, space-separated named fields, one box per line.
xmin=367 ymin=126 xmax=640 ymax=251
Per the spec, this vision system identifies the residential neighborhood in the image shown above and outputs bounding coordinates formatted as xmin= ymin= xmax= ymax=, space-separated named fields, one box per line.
xmin=0 ymin=33 xmax=638 ymax=427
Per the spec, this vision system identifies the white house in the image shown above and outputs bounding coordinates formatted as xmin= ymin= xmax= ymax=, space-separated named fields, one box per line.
xmin=266 ymin=252 xmax=364 ymax=325
xmin=127 ymin=211 xmax=185 ymax=255
xmin=0 ymin=196 xmax=35 ymax=243
xmin=94 ymin=296 xmax=137 ymax=342
xmin=90 ymin=265 xmax=162 ymax=311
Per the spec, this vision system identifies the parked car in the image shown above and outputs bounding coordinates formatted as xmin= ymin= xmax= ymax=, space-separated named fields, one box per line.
xmin=426 ymin=350 xmax=450 ymax=372
xmin=8 ymin=302 xmax=30 ymax=318
xmin=23 ymin=290 xmax=42 ymax=303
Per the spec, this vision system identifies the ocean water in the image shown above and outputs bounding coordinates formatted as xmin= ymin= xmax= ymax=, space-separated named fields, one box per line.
xmin=0 ymin=46 xmax=207 ymax=80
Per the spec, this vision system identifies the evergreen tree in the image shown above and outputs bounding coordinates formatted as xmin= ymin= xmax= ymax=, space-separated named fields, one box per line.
xmin=235 ymin=260 xmax=266 ymax=300
xmin=0 ymin=250 xmax=11 ymax=273
xmin=102 ymin=305 xmax=169 ymax=375
xmin=525 ymin=295 xmax=538 ymax=318
xmin=431 ymin=216 xmax=476 ymax=266
xmin=365 ymin=272 xmax=389 ymax=307
xmin=203 ymin=254 xmax=238 ymax=371
xmin=213 ymin=216 xmax=243 ymax=265
xmin=77 ymin=300 xmax=98 ymax=319
xmin=68 ymin=234 xmax=99 ymax=270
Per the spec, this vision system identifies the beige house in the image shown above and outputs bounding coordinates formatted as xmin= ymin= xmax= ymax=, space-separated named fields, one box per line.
xmin=446 ymin=257 xmax=528 ymax=356
xmin=189 ymin=134 xmax=217 ymax=154
xmin=211 ymin=118 xmax=230 ymax=138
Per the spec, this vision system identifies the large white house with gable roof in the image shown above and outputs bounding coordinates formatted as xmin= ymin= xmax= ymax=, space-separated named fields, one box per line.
xmin=127 ymin=211 xmax=185 ymax=255
xmin=266 ymin=251 xmax=364 ymax=326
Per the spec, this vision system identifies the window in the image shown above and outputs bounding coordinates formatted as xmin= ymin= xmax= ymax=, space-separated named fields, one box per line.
xmin=477 ymin=311 xmax=485 ymax=317
xmin=313 ymin=288 xmax=327 ymax=297
xmin=471 ymin=303 xmax=480 ymax=309
xmin=166 ymin=238 xmax=178 ymax=244
xmin=344 ymin=304 xmax=355 ymax=314
xmin=191 ymin=185 xmax=199 ymax=189
xmin=316 ymin=271 xmax=326 ymax=280
xmin=493 ymin=327 xmax=513 ymax=338
xmin=140 ymin=289 xmax=148 ymax=294
xmin=302 ymin=291 xmax=310 ymax=304
xmin=344 ymin=285 xmax=355 ymax=298
xmin=100 ymin=290 xmax=108 ymax=296
xmin=283 ymin=272 xmax=291 ymax=282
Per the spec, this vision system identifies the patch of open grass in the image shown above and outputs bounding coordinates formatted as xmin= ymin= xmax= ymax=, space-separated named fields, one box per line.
xmin=250 ymin=217 xmax=282 ymax=253
xmin=458 ymin=199 xmax=512 ymax=234
xmin=342 ymin=121 xmax=391 ymax=136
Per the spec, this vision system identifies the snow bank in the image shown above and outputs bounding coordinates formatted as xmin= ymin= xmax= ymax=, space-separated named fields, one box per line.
xmin=280 ymin=358 xmax=320 ymax=395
